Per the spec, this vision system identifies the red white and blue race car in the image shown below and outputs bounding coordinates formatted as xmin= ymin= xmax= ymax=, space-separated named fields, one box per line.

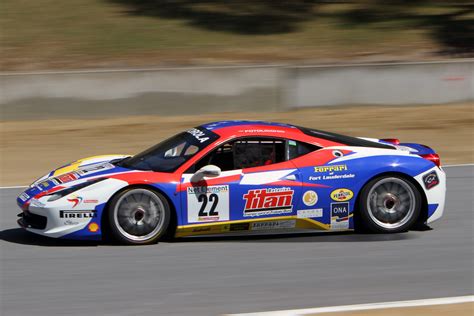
xmin=17 ymin=121 xmax=446 ymax=244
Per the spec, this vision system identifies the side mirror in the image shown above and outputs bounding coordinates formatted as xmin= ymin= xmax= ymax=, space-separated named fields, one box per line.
xmin=191 ymin=165 xmax=221 ymax=182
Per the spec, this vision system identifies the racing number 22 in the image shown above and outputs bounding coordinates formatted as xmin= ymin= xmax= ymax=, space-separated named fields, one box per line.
xmin=198 ymin=193 xmax=219 ymax=216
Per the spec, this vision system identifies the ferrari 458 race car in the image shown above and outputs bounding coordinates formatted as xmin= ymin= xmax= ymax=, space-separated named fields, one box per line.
xmin=17 ymin=121 xmax=446 ymax=244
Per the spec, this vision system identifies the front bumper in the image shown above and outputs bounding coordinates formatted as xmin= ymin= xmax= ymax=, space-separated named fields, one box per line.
xmin=17 ymin=202 xmax=96 ymax=239
xmin=17 ymin=210 xmax=47 ymax=230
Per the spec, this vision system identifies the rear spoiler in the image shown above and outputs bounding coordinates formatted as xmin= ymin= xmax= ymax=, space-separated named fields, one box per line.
xmin=358 ymin=137 xmax=440 ymax=167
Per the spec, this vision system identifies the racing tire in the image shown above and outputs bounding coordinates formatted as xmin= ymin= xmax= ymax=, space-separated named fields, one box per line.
xmin=358 ymin=175 xmax=421 ymax=233
xmin=108 ymin=188 xmax=171 ymax=245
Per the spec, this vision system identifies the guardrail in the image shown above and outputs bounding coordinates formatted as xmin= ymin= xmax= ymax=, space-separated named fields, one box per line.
xmin=1 ymin=60 xmax=472 ymax=119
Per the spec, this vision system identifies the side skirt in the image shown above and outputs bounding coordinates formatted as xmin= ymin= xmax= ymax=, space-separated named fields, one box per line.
xmin=175 ymin=216 xmax=353 ymax=238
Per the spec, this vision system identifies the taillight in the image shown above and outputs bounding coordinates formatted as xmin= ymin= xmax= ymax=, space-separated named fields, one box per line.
xmin=381 ymin=138 xmax=400 ymax=145
xmin=421 ymin=153 xmax=441 ymax=167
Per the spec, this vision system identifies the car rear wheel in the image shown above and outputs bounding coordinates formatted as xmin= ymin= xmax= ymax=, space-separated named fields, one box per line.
xmin=359 ymin=175 xmax=421 ymax=233
xmin=108 ymin=188 xmax=170 ymax=245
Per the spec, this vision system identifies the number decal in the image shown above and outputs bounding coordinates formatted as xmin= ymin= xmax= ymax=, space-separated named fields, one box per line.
xmin=198 ymin=194 xmax=208 ymax=217
xmin=197 ymin=193 xmax=219 ymax=217
xmin=208 ymin=194 xmax=219 ymax=216
xmin=187 ymin=185 xmax=229 ymax=223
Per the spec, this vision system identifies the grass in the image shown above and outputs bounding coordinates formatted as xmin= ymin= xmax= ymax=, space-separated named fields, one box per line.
xmin=1 ymin=1 xmax=473 ymax=70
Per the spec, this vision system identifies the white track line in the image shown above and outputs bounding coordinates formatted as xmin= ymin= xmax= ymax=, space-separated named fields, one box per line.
xmin=227 ymin=295 xmax=474 ymax=316
xmin=0 ymin=164 xmax=472 ymax=190
xmin=443 ymin=163 xmax=474 ymax=167
xmin=0 ymin=185 xmax=28 ymax=189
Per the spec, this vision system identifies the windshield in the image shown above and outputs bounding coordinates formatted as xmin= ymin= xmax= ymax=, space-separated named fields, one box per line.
xmin=117 ymin=127 xmax=219 ymax=172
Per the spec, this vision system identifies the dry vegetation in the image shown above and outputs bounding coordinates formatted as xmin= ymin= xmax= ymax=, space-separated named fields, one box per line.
xmin=1 ymin=103 xmax=472 ymax=185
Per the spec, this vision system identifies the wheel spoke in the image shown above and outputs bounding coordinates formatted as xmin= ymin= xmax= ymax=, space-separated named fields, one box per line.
xmin=366 ymin=177 xmax=417 ymax=230
xmin=113 ymin=189 xmax=166 ymax=242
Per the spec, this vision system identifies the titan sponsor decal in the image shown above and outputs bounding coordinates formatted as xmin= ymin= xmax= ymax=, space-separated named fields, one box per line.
xmin=59 ymin=210 xmax=97 ymax=219
xmin=243 ymin=187 xmax=294 ymax=217
xmin=314 ymin=165 xmax=348 ymax=173
xmin=330 ymin=188 xmax=354 ymax=202
xmin=297 ymin=208 xmax=323 ymax=218
xmin=302 ymin=190 xmax=318 ymax=206
xmin=187 ymin=128 xmax=210 ymax=143
xmin=309 ymin=174 xmax=355 ymax=181
xmin=423 ymin=171 xmax=439 ymax=190
xmin=251 ymin=220 xmax=296 ymax=231
xmin=331 ymin=202 xmax=350 ymax=230
xmin=187 ymin=185 xmax=230 ymax=223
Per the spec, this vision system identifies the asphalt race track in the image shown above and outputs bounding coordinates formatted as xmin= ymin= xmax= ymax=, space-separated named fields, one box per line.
xmin=1 ymin=166 xmax=473 ymax=316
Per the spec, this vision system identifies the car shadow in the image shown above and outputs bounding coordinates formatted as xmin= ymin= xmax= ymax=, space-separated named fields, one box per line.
xmin=168 ymin=230 xmax=420 ymax=243
xmin=0 ymin=228 xmax=102 ymax=247
xmin=0 ymin=227 xmax=421 ymax=247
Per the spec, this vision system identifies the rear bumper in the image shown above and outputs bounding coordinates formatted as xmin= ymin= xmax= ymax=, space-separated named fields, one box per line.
xmin=414 ymin=167 xmax=446 ymax=224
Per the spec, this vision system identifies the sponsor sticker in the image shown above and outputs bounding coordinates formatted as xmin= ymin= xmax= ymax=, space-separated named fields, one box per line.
xmin=187 ymin=185 xmax=230 ymax=223
xmin=302 ymin=190 xmax=318 ymax=206
xmin=423 ymin=171 xmax=439 ymax=190
xmin=309 ymin=174 xmax=355 ymax=181
xmin=67 ymin=196 xmax=83 ymax=208
xmin=330 ymin=188 xmax=354 ymax=202
xmin=297 ymin=208 xmax=323 ymax=218
xmin=29 ymin=198 xmax=46 ymax=208
xmin=56 ymin=172 xmax=79 ymax=184
xmin=187 ymin=128 xmax=210 ymax=143
xmin=19 ymin=192 xmax=30 ymax=202
xmin=88 ymin=223 xmax=100 ymax=233
xmin=39 ymin=180 xmax=51 ymax=189
xmin=64 ymin=220 xmax=80 ymax=226
xmin=229 ymin=223 xmax=250 ymax=231
xmin=331 ymin=202 xmax=350 ymax=230
xmin=250 ymin=220 xmax=296 ymax=231
xmin=238 ymin=129 xmax=285 ymax=134
xmin=192 ymin=227 xmax=212 ymax=233
xmin=314 ymin=165 xmax=348 ymax=173
xmin=59 ymin=210 xmax=97 ymax=219
xmin=243 ymin=187 xmax=294 ymax=217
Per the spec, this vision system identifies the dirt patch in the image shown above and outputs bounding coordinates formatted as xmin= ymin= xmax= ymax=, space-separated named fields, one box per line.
xmin=1 ymin=103 xmax=472 ymax=185
xmin=310 ymin=302 xmax=473 ymax=316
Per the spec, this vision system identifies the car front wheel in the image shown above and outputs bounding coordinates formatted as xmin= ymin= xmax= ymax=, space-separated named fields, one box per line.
xmin=359 ymin=175 xmax=421 ymax=233
xmin=108 ymin=188 xmax=171 ymax=245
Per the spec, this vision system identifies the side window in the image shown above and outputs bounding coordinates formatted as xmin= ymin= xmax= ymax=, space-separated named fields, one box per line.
xmin=233 ymin=139 xmax=285 ymax=170
xmin=288 ymin=140 xmax=320 ymax=160
xmin=190 ymin=138 xmax=286 ymax=172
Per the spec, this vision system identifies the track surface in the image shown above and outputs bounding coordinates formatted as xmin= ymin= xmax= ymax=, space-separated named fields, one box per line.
xmin=1 ymin=166 xmax=473 ymax=316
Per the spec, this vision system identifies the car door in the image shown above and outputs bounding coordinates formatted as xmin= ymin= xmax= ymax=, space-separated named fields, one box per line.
xmin=179 ymin=137 xmax=304 ymax=230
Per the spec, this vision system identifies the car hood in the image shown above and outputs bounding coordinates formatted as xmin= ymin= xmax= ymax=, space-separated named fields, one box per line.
xmin=18 ymin=155 xmax=131 ymax=206
xmin=32 ymin=154 xmax=131 ymax=186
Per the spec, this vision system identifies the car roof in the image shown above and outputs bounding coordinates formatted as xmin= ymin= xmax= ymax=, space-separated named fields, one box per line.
xmin=201 ymin=120 xmax=297 ymax=131
xmin=200 ymin=120 xmax=394 ymax=149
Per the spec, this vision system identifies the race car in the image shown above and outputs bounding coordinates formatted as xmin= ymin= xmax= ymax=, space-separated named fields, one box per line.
xmin=16 ymin=121 xmax=446 ymax=245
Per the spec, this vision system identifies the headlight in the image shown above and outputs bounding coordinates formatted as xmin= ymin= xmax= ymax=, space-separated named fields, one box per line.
xmin=46 ymin=178 xmax=106 ymax=202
